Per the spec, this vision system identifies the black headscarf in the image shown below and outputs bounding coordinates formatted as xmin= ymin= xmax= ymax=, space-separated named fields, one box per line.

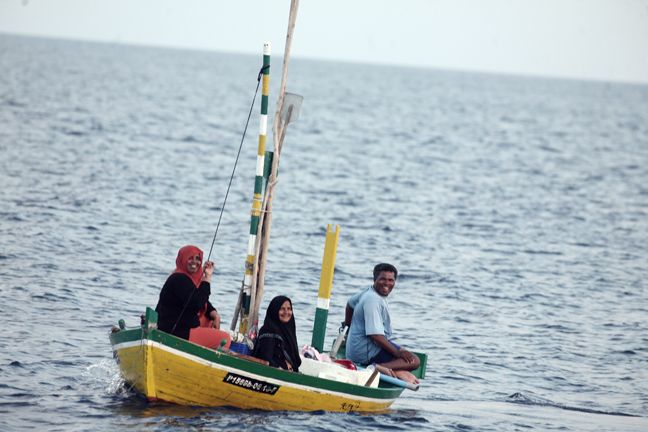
xmin=253 ymin=295 xmax=301 ymax=371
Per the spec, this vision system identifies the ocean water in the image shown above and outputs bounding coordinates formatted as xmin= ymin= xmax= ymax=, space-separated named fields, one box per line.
xmin=1 ymin=34 xmax=647 ymax=431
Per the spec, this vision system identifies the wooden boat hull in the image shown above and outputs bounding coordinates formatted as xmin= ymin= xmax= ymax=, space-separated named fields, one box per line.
xmin=110 ymin=326 xmax=404 ymax=412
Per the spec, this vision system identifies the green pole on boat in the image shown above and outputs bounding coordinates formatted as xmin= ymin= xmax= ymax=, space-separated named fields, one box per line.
xmin=240 ymin=42 xmax=271 ymax=336
xmin=311 ymin=224 xmax=340 ymax=352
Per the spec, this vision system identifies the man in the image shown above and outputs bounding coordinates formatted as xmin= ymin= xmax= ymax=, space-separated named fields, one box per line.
xmin=344 ymin=263 xmax=420 ymax=383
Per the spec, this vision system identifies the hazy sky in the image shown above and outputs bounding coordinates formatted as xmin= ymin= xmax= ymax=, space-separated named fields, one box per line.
xmin=1 ymin=0 xmax=648 ymax=84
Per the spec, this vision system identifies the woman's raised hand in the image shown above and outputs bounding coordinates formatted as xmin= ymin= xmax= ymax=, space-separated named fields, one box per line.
xmin=202 ymin=261 xmax=215 ymax=282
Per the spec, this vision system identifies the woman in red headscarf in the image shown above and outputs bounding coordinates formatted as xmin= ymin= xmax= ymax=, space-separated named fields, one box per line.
xmin=155 ymin=245 xmax=231 ymax=350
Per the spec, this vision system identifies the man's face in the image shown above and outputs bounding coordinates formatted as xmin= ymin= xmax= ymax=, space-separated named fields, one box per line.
xmin=373 ymin=271 xmax=396 ymax=297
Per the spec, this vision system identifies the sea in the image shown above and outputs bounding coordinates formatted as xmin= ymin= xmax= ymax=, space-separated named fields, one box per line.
xmin=1 ymin=34 xmax=647 ymax=431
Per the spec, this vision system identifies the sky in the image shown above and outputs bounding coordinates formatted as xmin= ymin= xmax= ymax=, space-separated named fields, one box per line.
xmin=1 ymin=0 xmax=648 ymax=84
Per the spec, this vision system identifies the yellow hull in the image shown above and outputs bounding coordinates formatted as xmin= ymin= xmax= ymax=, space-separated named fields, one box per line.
xmin=113 ymin=339 xmax=400 ymax=412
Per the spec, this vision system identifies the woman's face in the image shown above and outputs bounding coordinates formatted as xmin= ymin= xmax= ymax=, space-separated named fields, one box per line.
xmin=278 ymin=300 xmax=293 ymax=323
xmin=185 ymin=254 xmax=202 ymax=274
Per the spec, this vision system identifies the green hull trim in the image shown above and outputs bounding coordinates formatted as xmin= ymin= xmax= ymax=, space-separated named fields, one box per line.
xmin=110 ymin=325 xmax=404 ymax=400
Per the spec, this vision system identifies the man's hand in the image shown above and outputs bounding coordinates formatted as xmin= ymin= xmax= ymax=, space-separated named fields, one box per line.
xmin=397 ymin=348 xmax=417 ymax=364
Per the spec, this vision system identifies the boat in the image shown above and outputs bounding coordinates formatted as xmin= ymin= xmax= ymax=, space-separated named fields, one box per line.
xmin=110 ymin=307 xmax=425 ymax=412
xmin=109 ymin=0 xmax=427 ymax=412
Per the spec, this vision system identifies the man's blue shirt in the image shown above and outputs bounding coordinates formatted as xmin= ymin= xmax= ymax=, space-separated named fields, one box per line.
xmin=346 ymin=287 xmax=392 ymax=365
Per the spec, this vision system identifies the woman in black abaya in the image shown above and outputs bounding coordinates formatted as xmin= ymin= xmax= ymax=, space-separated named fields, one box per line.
xmin=252 ymin=296 xmax=301 ymax=372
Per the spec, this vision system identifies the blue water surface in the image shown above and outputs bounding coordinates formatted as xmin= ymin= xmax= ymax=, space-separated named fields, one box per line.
xmin=1 ymin=34 xmax=647 ymax=431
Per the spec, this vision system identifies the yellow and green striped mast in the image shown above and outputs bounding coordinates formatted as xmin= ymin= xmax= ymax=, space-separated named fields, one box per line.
xmin=233 ymin=0 xmax=301 ymax=339
xmin=238 ymin=42 xmax=271 ymax=336
xmin=311 ymin=224 xmax=340 ymax=352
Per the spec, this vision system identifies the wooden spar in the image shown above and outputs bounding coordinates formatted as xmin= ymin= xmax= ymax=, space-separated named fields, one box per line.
xmin=229 ymin=289 xmax=243 ymax=331
xmin=248 ymin=0 xmax=300 ymax=337
xmin=274 ymin=0 xmax=299 ymax=155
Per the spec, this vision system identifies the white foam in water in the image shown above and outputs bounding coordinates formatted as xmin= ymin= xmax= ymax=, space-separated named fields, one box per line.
xmin=84 ymin=359 xmax=127 ymax=395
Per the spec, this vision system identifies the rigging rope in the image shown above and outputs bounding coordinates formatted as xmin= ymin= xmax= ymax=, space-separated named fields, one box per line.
xmin=169 ymin=64 xmax=269 ymax=336
xmin=206 ymin=64 xmax=269 ymax=263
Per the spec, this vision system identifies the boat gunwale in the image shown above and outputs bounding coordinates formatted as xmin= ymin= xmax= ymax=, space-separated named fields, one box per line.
xmin=110 ymin=326 xmax=404 ymax=400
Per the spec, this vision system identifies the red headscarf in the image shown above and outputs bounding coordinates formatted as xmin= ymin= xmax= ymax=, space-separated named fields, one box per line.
xmin=174 ymin=245 xmax=204 ymax=288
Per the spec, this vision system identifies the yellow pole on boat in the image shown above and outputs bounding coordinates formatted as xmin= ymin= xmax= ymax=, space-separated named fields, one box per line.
xmin=311 ymin=224 xmax=340 ymax=352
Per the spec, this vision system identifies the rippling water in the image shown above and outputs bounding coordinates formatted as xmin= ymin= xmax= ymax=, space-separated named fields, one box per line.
xmin=1 ymin=34 xmax=647 ymax=431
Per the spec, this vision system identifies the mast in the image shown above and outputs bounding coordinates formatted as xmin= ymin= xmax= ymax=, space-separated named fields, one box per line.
xmin=247 ymin=0 xmax=301 ymax=337
xmin=234 ymin=42 xmax=272 ymax=335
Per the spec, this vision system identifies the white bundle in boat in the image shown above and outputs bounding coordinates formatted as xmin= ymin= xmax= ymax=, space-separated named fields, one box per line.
xmin=298 ymin=356 xmax=378 ymax=387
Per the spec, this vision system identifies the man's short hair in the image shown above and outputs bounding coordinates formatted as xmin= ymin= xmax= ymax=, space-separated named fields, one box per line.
xmin=373 ymin=263 xmax=398 ymax=281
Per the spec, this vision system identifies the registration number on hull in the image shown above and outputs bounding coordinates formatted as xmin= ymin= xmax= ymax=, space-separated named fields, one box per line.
xmin=223 ymin=372 xmax=280 ymax=395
